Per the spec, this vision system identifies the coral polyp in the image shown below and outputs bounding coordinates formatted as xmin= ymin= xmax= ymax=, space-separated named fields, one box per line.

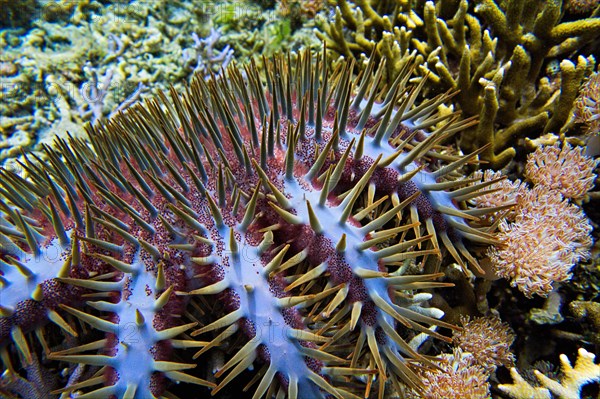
xmin=1 ymin=48 xmax=503 ymax=398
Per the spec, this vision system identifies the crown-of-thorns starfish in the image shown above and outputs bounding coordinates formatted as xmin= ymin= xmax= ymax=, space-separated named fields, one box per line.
xmin=0 ymin=46 xmax=505 ymax=399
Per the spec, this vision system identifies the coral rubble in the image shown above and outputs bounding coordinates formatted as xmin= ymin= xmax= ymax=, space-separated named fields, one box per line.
xmin=0 ymin=0 xmax=318 ymax=168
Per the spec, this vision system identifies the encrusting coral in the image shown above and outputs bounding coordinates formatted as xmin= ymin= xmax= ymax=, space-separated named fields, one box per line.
xmin=499 ymin=348 xmax=600 ymax=399
xmin=317 ymin=0 xmax=600 ymax=168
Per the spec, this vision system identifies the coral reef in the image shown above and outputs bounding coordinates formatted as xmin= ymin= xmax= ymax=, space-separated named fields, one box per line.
xmin=0 ymin=0 xmax=320 ymax=168
xmin=317 ymin=0 xmax=600 ymax=168
xmin=0 ymin=1 xmax=599 ymax=398
xmin=1 ymin=0 xmax=203 ymax=164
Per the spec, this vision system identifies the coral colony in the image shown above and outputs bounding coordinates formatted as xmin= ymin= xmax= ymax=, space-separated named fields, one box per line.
xmin=318 ymin=0 xmax=600 ymax=169
xmin=0 ymin=46 xmax=597 ymax=399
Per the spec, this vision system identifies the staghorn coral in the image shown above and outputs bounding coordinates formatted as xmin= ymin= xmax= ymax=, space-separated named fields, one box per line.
xmin=452 ymin=315 xmax=515 ymax=372
xmin=317 ymin=0 xmax=600 ymax=168
xmin=1 ymin=1 xmax=194 ymax=164
xmin=0 ymin=47 xmax=508 ymax=398
xmin=499 ymin=348 xmax=600 ymax=399
xmin=0 ymin=3 xmax=597 ymax=399
xmin=488 ymin=185 xmax=593 ymax=297
xmin=524 ymin=143 xmax=598 ymax=201
xmin=184 ymin=29 xmax=235 ymax=80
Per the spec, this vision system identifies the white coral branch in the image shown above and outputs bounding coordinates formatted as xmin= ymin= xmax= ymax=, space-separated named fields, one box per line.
xmin=499 ymin=367 xmax=551 ymax=399
xmin=498 ymin=348 xmax=600 ymax=399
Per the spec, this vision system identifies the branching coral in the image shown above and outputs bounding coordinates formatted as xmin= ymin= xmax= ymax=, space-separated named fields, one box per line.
xmin=0 ymin=2 xmax=598 ymax=396
xmin=183 ymin=29 xmax=235 ymax=80
xmin=1 ymin=0 xmax=317 ymax=168
xmin=499 ymin=348 xmax=600 ymax=399
xmin=279 ymin=0 xmax=325 ymax=28
xmin=564 ymin=0 xmax=600 ymax=14
xmin=317 ymin=0 xmax=599 ymax=168
xmin=569 ymin=300 xmax=600 ymax=345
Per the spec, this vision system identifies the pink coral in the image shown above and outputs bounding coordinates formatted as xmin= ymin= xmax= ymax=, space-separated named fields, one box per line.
xmin=573 ymin=72 xmax=600 ymax=135
xmin=453 ymin=316 xmax=515 ymax=372
xmin=525 ymin=143 xmax=598 ymax=200
xmin=470 ymin=170 xmax=526 ymax=223
xmin=487 ymin=185 xmax=592 ymax=297
xmin=406 ymin=349 xmax=490 ymax=399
